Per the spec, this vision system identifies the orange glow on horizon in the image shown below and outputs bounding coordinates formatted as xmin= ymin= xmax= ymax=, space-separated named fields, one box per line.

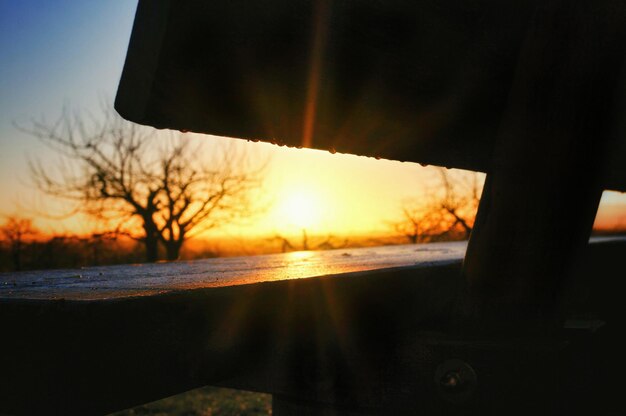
xmin=3 ymin=133 xmax=626 ymax=245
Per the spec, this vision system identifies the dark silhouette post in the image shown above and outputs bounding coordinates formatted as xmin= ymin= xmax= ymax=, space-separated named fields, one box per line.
xmin=463 ymin=0 xmax=622 ymax=319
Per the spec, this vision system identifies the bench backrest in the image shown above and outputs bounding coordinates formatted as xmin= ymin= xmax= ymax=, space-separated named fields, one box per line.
xmin=115 ymin=0 xmax=626 ymax=191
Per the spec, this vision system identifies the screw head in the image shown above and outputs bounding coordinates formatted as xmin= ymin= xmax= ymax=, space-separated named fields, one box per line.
xmin=435 ymin=359 xmax=477 ymax=403
xmin=440 ymin=370 xmax=463 ymax=389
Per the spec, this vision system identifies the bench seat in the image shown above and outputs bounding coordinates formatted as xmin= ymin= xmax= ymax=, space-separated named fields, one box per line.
xmin=1 ymin=239 xmax=624 ymax=415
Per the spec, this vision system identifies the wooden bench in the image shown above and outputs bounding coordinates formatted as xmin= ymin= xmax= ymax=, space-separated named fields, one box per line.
xmin=116 ymin=0 xmax=626 ymax=316
xmin=2 ymin=238 xmax=625 ymax=415
xmin=3 ymin=0 xmax=626 ymax=414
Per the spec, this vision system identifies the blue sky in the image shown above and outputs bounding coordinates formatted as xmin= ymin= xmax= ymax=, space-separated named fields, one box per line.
xmin=0 ymin=1 xmax=137 ymax=211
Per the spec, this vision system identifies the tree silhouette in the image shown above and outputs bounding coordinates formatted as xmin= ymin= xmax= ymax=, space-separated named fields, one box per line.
xmin=392 ymin=199 xmax=446 ymax=244
xmin=0 ymin=217 xmax=39 ymax=271
xmin=392 ymin=169 xmax=482 ymax=243
xmin=436 ymin=168 xmax=481 ymax=239
xmin=21 ymin=106 xmax=266 ymax=262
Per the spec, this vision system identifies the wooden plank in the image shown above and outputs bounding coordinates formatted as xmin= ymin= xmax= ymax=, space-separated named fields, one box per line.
xmin=115 ymin=0 xmax=535 ymax=176
xmin=0 ymin=243 xmax=467 ymax=415
xmin=0 ymin=242 xmax=466 ymax=301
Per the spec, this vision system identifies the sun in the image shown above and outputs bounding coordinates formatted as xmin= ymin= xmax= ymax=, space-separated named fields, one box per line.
xmin=278 ymin=189 xmax=322 ymax=230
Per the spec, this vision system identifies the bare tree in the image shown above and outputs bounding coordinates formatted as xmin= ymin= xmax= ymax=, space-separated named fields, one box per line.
xmin=436 ymin=168 xmax=481 ymax=239
xmin=391 ymin=168 xmax=482 ymax=243
xmin=392 ymin=199 xmax=446 ymax=244
xmin=20 ymin=106 xmax=266 ymax=262
xmin=0 ymin=217 xmax=39 ymax=271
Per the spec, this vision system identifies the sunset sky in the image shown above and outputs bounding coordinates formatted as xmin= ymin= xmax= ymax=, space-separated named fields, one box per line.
xmin=1 ymin=0 xmax=625 ymax=242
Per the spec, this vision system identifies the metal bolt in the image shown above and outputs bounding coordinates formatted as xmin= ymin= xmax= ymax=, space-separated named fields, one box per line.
xmin=440 ymin=370 xmax=463 ymax=389
xmin=435 ymin=359 xmax=477 ymax=403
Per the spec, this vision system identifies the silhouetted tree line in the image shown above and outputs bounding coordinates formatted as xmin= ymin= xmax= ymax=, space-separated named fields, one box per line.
xmin=0 ymin=223 xmax=145 ymax=273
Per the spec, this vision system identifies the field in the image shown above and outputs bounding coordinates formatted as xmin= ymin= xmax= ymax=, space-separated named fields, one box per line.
xmin=111 ymin=387 xmax=271 ymax=416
